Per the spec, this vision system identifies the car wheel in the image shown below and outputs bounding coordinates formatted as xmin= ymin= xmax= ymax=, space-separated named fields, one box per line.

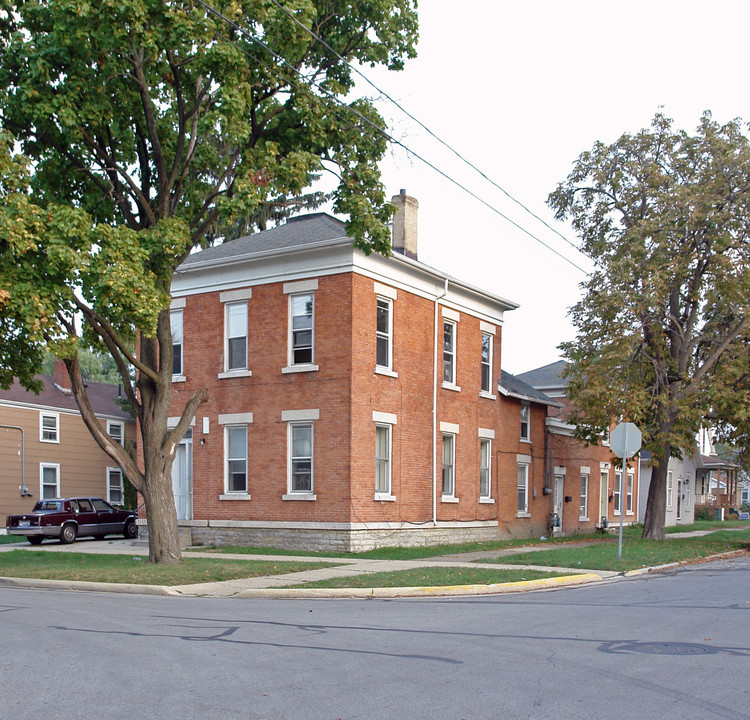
xmin=28 ymin=536 xmax=43 ymax=545
xmin=60 ymin=524 xmax=77 ymax=544
xmin=123 ymin=520 xmax=137 ymax=539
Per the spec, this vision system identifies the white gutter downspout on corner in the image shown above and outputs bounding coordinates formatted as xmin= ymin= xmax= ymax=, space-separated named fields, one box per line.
xmin=432 ymin=278 xmax=449 ymax=524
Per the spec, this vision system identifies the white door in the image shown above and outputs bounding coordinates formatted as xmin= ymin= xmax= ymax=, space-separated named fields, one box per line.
xmin=171 ymin=430 xmax=193 ymax=521
xmin=553 ymin=474 xmax=564 ymax=533
xmin=677 ymin=479 xmax=682 ymax=521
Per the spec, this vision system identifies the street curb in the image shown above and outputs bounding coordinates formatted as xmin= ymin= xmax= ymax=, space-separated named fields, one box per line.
xmin=223 ymin=573 xmax=603 ymax=599
xmin=0 ymin=575 xmax=175 ymax=595
xmin=622 ymin=549 xmax=747 ymax=577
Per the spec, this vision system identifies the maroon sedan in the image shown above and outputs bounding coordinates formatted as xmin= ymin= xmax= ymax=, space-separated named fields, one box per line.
xmin=6 ymin=497 xmax=138 ymax=545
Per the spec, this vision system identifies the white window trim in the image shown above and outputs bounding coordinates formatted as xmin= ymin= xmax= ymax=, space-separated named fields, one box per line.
xmin=667 ymin=470 xmax=674 ymax=508
xmin=626 ymin=470 xmax=635 ymax=515
xmin=223 ymin=299 xmax=249 ymax=374
xmin=480 ymin=331 xmax=494 ymax=397
xmin=375 ymin=295 xmax=394 ymax=372
xmin=374 ymin=423 xmax=394 ymax=500
xmin=580 ymin=472 xmax=589 ymax=521
xmin=284 ymin=421 xmax=316 ymax=500
xmin=441 ymin=432 xmax=456 ymax=500
xmin=171 ymin=307 xmax=184 ymax=380
xmin=40 ymin=411 xmax=60 ymax=444
xmin=520 ymin=402 xmax=530 ymax=442
xmin=107 ymin=420 xmax=124 ymax=446
xmin=40 ymin=462 xmax=60 ymax=498
xmin=516 ymin=461 xmax=530 ymax=517
xmin=479 ymin=437 xmax=492 ymax=501
xmin=373 ymin=281 xmax=397 ymax=300
xmin=285 ymin=291 xmax=315 ymax=370
xmin=107 ymin=467 xmax=124 ymax=505
xmin=442 ymin=319 xmax=458 ymax=389
xmin=223 ymin=424 xmax=249 ymax=498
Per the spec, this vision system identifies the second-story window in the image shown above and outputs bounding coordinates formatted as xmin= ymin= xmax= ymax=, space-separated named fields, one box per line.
xmin=520 ymin=403 xmax=530 ymax=441
xmin=481 ymin=333 xmax=492 ymax=393
xmin=171 ymin=309 xmax=183 ymax=377
xmin=40 ymin=412 xmax=59 ymax=443
xmin=376 ymin=297 xmax=392 ymax=370
xmin=291 ymin=293 xmax=314 ymax=365
xmin=226 ymin=301 xmax=248 ymax=371
xmin=443 ymin=321 xmax=456 ymax=385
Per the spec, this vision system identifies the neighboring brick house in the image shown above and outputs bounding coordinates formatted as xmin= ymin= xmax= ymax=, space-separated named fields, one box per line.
xmin=516 ymin=360 xmax=640 ymax=533
xmin=168 ymin=191 xmax=532 ymax=550
xmin=0 ymin=360 xmax=135 ymax=519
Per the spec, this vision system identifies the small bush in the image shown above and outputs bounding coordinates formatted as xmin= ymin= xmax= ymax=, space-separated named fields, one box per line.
xmin=694 ymin=507 xmax=713 ymax=521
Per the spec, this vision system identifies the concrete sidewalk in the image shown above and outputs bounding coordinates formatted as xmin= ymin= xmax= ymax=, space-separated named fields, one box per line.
xmin=0 ymin=537 xmax=615 ymax=598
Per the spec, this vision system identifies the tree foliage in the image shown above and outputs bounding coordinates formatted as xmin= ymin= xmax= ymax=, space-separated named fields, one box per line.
xmin=0 ymin=0 xmax=418 ymax=562
xmin=549 ymin=113 xmax=750 ymax=539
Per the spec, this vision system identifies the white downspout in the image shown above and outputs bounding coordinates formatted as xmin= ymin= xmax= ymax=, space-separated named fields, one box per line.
xmin=432 ymin=278 xmax=449 ymax=524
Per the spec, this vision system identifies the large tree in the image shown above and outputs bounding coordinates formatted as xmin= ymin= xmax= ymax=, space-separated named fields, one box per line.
xmin=0 ymin=0 xmax=418 ymax=562
xmin=548 ymin=113 xmax=750 ymax=540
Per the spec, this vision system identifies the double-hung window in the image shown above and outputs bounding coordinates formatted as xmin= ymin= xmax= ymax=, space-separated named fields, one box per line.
xmin=289 ymin=423 xmax=313 ymax=493
xmin=667 ymin=470 xmax=673 ymax=508
xmin=626 ymin=471 xmax=634 ymax=514
xmin=226 ymin=425 xmax=248 ymax=493
xmin=375 ymin=424 xmax=391 ymax=495
xmin=481 ymin=333 xmax=492 ymax=393
xmin=520 ymin=403 xmax=530 ymax=441
xmin=580 ymin=472 xmax=589 ymax=518
xmin=614 ymin=471 xmax=622 ymax=514
xmin=517 ymin=462 xmax=529 ymax=515
xmin=291 ymin=293 xmax=314 ymax=366
xmin=171 ymin=308 xmax=183 ymax=377
xmin=108 ymin=421 xmax=123 ymax=446
xmin=376 ymin=297 xmax=392 ymax=370
xmin=107 ymin=468 xmax=123 ymax=505
xmin=40 ymin=463 xmax=60 ymax=499
xmin=479 ymin=438 xmax=491 ymax=499
xmin=40 ymin=412 xmax=59 ymax=443
xmin=443 ymin=321 xmax=456 ymax=385
xmin=685 ymin=474 xmax=692 ymax=507
xmin=226 ymin=302 xmax=248 ymax=372
xmin=442 ymin=433 xmax=455 ymax=497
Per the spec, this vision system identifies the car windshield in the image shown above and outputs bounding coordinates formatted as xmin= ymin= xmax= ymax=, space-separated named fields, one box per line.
xmin=33 ymin=501 xmax=61 ymax=511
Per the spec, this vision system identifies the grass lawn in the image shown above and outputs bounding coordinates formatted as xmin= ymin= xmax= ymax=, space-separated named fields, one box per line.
xmin=281 ymin=566 xmax=567 ymax=589
xmin=0 ymin=550 xmax=338 ymax=586
xmin=0 ymin=535 xmax=24 ymax=545
xmin=476 ymin=529 xmax=750 ymax=573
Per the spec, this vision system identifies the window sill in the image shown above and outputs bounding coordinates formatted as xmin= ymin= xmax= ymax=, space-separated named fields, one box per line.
xmin=441 ymin=495 xmax=459 ymax=503
xmin=519 ymin=438 xmax=531 ymax=444
xmin=479 ymin=497 xmax=495 ymax=504
xmin=219 ymin=493 xmax=251 ymax=501
xmin=40 ymin=438 xmax=60 ymax=444
xmin=579 ymin=516 xmax=589 ymax=522
xmin=218 ymin=369 xmax=252 ymax=379
xmin=441 ymin=382 xmax=461 ymax=392
xmin=282 ymin=493 xmax=317 ymax=501
xmin=375 ymin=366 xmax=398 ymax=378
xmin=515 ymin=512 xmax=531 ymax=518
xmin=282 ymin=364 xmax=319 ymax=374
xmin=374 ymin=493 xmax=396 ymax=502
xmin=172 ymin=375 xmax=186 ymax=383
xmin=479 ymin=391 xmax=496 ymax=400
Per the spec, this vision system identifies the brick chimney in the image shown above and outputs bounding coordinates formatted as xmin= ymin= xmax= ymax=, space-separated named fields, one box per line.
xmin=391 ymin=189 xmax=418 ymax=260
xmin=53 ymin=358 xmax=72 ymax=394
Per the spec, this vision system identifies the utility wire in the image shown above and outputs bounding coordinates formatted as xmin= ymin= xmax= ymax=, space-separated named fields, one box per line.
xmin=193 ymin=0 xmax=590 ymax=274
xmin=268 ymin=0 xmax=585 ymax=261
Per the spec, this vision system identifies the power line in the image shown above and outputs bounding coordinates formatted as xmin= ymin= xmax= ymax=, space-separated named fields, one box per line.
xmin=193 ymin=0 xmax=590 ymax=274
xmin=268 ymin=0 xmax=585 ymax=261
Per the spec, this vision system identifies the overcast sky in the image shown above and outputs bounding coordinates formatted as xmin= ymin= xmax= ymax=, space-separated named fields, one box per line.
xmin=350 ymin=0 xmax=750 ymax=374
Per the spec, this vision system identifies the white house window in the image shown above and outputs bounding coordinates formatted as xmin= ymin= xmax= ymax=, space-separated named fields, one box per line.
xmin=40 ymin=463 xmax=60 ymax=499
xmin=376 ymin=297 xmax=392 ymax=370
xmin=290 ymin=293 xmax=314 ymax=365
xmin=517 ymin=463 xmax=529 ymax=514
xmin=442 ymin=433 xmax=455 ymax=497
xmin=289 ymin=422 xmax=313 ymax=493
xmin=171 ymin=308 xmax=183 ymax=377
xmin=107 ymin=421 xmax=123 ymax=446
xmin=107 ymin=468 xmax=123 ymax=505
xmin=580 ymin=473 xmax=589 ymax=518
xmin=226 ymin=425 xmax=248 ymax=493
xmin=667 ymin=470 xmax=673 ymax=508
xmin=479 ymin=438 xmax=491 ymax=498
xmin=626 ymin=471 xmax=634 ymax=514
xmin=226 ymin=301 xmax=248 ymax=371
xmin=520 ymin=403 xmax=530 ymax=441
xmin=443 ymin=321 xmax=456 ymax=385
xmin=40 ymin=412 xmax=59 ymax=443
xmin=375 ymin=424 xmax=391 ymax=495
xmin=614 ymin=471 xmax=622 ymax=515
xmin=481 ymin=333 xmax=492 ymax=393
xmin=685 ymin=473 xmax=692 ymax=506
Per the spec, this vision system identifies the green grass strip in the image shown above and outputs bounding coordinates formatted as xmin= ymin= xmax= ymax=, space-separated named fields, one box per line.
xmin=281 ymin=566 xmax=566 ymax=589
xmin=0 ymin=550 xmax=337 ymax=586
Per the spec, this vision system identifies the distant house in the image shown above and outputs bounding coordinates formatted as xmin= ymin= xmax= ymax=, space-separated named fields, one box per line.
xmin=0 ymin=360 xmax=135 ymax=520
xmin=516 ymin=360 xmax=640 ymax=533
xmin=638 ymin=451 xmax=697 ymax=526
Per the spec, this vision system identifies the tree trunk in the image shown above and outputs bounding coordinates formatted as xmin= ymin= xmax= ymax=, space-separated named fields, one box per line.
xmin=140 ymin=464 xmax=182 ymax=564
xmin=642 ymin=445 xmax=671 ymax=540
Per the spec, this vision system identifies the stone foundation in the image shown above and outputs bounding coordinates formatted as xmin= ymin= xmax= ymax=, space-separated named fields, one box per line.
xmin=176 ymin=520 xmax=498 ymax=553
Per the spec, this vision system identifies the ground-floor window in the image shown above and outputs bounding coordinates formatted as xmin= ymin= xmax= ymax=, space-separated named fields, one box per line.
xmin=289 ymin=422 xmax=314 ymax=493
xmin=479 ymin=438 xmax=491 ymax=499
xmin=40 ymin=463 xmax=60 ymax=498
xmin=580 ymin=473 xmax=589 ymax=518
xmin=517 ymin=463 xmax=529 ymax=514
xmin=107 ymin=468 xmax=123 ymax=505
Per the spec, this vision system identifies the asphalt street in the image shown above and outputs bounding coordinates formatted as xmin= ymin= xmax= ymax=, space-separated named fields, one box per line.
xmin=2 ymin=555 xmax=749 ymax=719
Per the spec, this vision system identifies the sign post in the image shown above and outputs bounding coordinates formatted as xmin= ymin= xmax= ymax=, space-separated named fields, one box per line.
xmin=609 ymin=422 xmax=642 ymax=559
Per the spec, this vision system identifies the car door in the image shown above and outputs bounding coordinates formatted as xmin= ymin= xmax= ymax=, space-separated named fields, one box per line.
xmin=72 ymin=498 xmax=100 ymax=537
xmin=92 ymin=498 xmax=121 ymax=536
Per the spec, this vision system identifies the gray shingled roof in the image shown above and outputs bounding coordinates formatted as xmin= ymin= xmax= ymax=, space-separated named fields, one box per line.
xmin=181 ymin=213 xmax=349 ymax=267
xmin=515 ymin=360 xmax=569 ymax=389
xmin=499 ymin=370 xmax=561 ymax=406
xmin=0 ymin=375 xmax=133 ymax=420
